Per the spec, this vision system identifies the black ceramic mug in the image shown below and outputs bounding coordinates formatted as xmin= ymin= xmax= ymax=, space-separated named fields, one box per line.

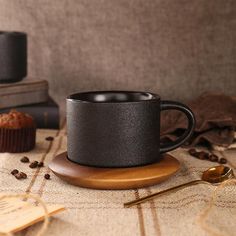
xmin=0 ymin=31 xmax=27 ymax=83
xmin=67 ymin=91 xmax=195 ymax=168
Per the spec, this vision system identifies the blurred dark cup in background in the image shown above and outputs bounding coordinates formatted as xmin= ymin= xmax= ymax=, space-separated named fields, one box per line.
xmin=0 ymin=31 xmax=27 ymax=83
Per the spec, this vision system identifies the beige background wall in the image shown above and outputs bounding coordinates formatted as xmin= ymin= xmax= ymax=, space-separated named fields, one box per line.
xmin=0 ymin=0 xmax=235 ymax=112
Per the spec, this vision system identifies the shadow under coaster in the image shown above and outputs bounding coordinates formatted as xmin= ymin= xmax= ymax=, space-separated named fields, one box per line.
xmin=49 ymin=152 xmax=180 ymax=190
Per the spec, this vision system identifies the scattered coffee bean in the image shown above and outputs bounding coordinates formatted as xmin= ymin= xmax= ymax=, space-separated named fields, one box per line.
xmin=45 ymin=136 xmax=54 ymax=141
xmin=19 ymin=172 xmax=27 ymax=179
xmin=12 ymin=170 xmax=27 ymax=180
xmin=219 ymin=158 xmax=227 ymax=164
xmin=38 ymin=162 xmax=44 ymax=167
xmin=29 ymin=161 xmax=39 ymax=169
xmin=44 ymin=174 xmax=50 ymax=180
xmin=195 ymin=151 xmax=208 ymax=160
xmin=209 ymin=154 xmax=219 ymax=162
xmin=20 ymin=156 xmax=29 ymax=163
xmin=198 ymin=152 xmax=207 ymax=160
xmin=11 ymin=169 xmax=19 ymax=175
xmin=188 ymin=148 xmax=197 ymax=156
xmin=15 ymin=173 xmax=22 ymax=180
xmin=188 ymin=148 xmax=228 ymax=165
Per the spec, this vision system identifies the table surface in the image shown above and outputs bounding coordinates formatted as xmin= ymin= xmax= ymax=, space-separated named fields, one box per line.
xmin=0 ymin=125 xmax=235 ymax=236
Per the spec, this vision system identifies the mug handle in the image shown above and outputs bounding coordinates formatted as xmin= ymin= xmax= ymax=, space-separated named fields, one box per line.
xmin=160 ymin=100 xmax=196 ymax=154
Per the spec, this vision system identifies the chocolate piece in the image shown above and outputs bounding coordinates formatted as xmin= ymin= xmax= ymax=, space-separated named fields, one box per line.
xmin=45 ymin=136 xmax=54 ymax=141
xmin=38 ymin=161 xmax=44 ymax=167
xmin=11 ymin=169 xmax=19 ymax=175
xmin=44 ymin=174 xmax=50 ymax=180
xmin=209 ymin=154 xmax=219 ymax=162
xmin=20 ymin=156 xmax=29 ymax=163
xmin=219 ymin=158 xmax=227 ymax=164
xmin=29 ymin=161 xmax=38 ymax=169
xmin=19 ymin=172 xmax=27 ymax=179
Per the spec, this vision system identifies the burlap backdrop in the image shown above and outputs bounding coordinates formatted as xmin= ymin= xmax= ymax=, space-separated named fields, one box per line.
xmin=0 ymin=0 xmax=236 ymax=113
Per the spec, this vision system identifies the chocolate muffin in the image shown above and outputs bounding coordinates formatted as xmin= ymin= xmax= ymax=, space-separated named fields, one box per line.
xmin=0 ymin=110 xmax=36 ymax=152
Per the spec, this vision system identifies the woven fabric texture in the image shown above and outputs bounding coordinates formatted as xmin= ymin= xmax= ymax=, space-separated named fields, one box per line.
xmin=0 ymin=0 xmax=236 ymax=113
xmin=0 ymin=126 xmax=236 ymax=236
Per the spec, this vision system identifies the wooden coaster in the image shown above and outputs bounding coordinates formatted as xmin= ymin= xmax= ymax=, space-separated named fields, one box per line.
xmin=49 ymin=152 xmax=180 ymax=190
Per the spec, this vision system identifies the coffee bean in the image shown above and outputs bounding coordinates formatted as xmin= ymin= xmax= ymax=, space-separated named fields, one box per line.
xmin=219 ymin=158 xmax=227 ymax=164
xmin=45 ymin=136 xmax=54 ymax=141
xmin=29 ymin=161 xmax=38 ymax=169
xmin=20 ymin=156 xmax=29 ymax=163
xmin=188 ymin=148 xmax=197 ymax=156
xmin=196 ymin=151 xmax=208 ymax=160
xmin=44 ymin=174 xmax=50 ymax=180
xmin=15 ymin=173 xmax=22 ymax=180
xmin=19 ymin=172 xmax=27 ymax=179
xmin=11 ymin=169 xmax=19 ymax=175
xmin=38 ymin=162 xmax=44 ymax=167
xmin=209 ymin=154 xmax=219 ymax=162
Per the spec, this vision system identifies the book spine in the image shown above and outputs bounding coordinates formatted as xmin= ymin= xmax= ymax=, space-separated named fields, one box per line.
xmin=0 ymin=90 xmax=48 ymax=109
xmin=0 ymin=106 xmax=60 ymax=129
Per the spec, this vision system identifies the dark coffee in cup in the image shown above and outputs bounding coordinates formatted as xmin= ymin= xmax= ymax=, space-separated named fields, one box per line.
xmin=67 ymin=91 xmax=195 ymax=168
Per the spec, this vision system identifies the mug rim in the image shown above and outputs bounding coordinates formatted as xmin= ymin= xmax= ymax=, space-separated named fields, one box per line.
xmin=67 ymin=91 xmax=160 ymax=104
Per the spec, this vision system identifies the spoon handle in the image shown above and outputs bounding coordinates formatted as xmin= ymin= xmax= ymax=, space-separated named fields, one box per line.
xmin=124 ymin=180 xmax=210 ymax=208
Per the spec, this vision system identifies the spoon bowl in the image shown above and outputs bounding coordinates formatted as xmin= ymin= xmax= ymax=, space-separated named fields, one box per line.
xmin=202 ymin=166 xmax=234 ymax=183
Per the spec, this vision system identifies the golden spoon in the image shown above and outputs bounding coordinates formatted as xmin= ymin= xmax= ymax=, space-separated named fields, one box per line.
xmin=124 ymin=165 xmax=234 ymax=208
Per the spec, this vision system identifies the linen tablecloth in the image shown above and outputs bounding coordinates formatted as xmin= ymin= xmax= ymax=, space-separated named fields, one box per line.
xmin=0 ymin=125 xmax=235 ymax=236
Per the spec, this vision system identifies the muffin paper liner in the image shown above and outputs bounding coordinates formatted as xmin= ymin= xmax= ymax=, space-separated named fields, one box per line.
xmin=0 ymin=127 xmax=36 ymax=153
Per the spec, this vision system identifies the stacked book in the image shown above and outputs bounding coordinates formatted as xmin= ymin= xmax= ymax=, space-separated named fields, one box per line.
xmin=0 ymin=79 xmax=59 ymax=129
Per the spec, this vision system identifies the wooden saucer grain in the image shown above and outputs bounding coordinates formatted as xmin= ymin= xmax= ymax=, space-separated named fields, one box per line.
xmin=49 ymin=152 xmax=180 ymax=190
